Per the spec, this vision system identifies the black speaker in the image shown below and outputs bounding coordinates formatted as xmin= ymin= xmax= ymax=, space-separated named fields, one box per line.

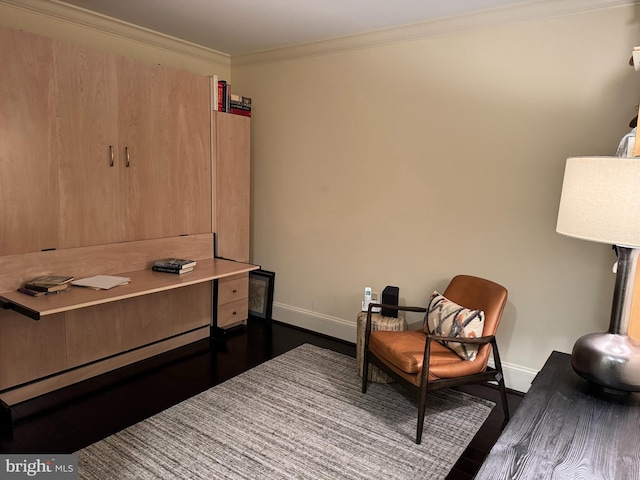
xmin=381 ymin=286 xmax=399 ymax=317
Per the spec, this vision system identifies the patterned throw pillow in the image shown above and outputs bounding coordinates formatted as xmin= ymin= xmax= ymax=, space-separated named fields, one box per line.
xmin=423 ymin=291 xmax=485 ymax=361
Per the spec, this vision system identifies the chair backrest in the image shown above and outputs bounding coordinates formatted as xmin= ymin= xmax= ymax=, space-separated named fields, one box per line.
xmin=443 ymin=275 xmax=508 ymax=365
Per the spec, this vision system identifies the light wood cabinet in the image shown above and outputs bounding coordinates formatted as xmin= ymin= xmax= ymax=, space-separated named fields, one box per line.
xmin=217 ymin=273 xmax=250 ymax=328
xmin=119 ymin=59 xmax=211 ymax=241
xmin=0 ymin=28 xmax=59 ymax=255
xmin=0 ymin=26 xmax=211 ymax=253
xmin=213 ymin=111 xmax=250 ymax=262
xmin=54 ymin=40 xmax=122 ymax=248
xmin=0 ymin=25 xmax=254 ymax=408
xmin=56 ymin=42 xmax=211 ymax=248
xmin=164 ymin=68 xmax=212 ymax=237
xmin=213 ymin=111 xmax=251 ymax=328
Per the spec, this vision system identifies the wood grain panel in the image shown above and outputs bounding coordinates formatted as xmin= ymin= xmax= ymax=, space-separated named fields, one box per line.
xmin=118 ymin=57 xmax=172 ymax=241
xmin=214 ymin=112 xmax=250 ymax=262
xmin=0 ymin=309 xmax=66 ymax=390
xmin=475 ymin=351 xmax=640 ymax=479
xmin=218 ymin=298 xmax=249 ymax=328
xmin=0 ymin=234 xmax=213 ymax=293
xmin=65 ymin=283 xmax=211 ymax=367
xmin=0 ymin=26 xmax=59 ymax=255
xmin=0 ymin=327 xmax=209 ymax=406
xmin=54 ymin=39 xmax=121 ymax=248
xmin=167 ymin=69 xmax=212 ymax=236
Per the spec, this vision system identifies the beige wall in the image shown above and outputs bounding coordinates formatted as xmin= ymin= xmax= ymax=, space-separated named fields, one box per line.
xmin=232 ymin=5 xmax=640 ymax=390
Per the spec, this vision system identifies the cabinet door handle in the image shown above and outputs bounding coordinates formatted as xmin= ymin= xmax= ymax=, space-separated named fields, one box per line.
xmin=125 ymin=146 xmax=130 ymax=167
xmin=109 ymin=145 xmax=114 ymax=167
xmin=232 ymin=311 xmax=237 ymax=315
xmin=232 ymin=289 xmax=237 ymax=293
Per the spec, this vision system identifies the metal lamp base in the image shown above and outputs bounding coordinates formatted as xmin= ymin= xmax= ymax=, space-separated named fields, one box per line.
xmin=570 ymin=246 xmax=640 ymax=393
xmin=571 ymin=332 xmax=640 ymax=393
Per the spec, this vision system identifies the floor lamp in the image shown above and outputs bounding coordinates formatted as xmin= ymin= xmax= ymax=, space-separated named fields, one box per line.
xmin=556 ymin=156 xmax=640 ymax=393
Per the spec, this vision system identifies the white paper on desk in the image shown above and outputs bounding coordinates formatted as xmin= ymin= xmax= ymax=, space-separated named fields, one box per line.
xmin=71 ymin=275 xmax=131 ymax=290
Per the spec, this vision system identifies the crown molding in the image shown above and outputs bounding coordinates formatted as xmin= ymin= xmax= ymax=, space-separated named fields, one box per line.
xmin=0 ymin=0 xmax=230 ymax=68
xmin=232 ymin=0 xmax=639 ymax=67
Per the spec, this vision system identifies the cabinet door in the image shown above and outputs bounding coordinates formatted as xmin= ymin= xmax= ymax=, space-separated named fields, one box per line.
xmin=54 ymin=40 xmax=122 ymax=248
xmin=214 ymin=112 xmax=250 ymax=262
xmin=119 ymin=61 xmax=210 ymax=240
xmin=117 ymin=57 xmax=171 ymax=240
xmin=166 ymin=69 xmax=211 ymax=236
xmin=0 ymin=27 xmax=58 ymax=255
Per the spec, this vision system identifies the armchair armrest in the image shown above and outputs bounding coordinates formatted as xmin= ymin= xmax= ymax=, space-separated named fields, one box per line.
xmin=426 ymin=334 xmax=495 ymax=345
xmin=369 ymin=304 xmax=427 ymax=314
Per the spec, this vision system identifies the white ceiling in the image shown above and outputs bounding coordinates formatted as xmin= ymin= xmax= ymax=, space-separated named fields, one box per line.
xmin=60 ymin=0 xmax=536 ymax=56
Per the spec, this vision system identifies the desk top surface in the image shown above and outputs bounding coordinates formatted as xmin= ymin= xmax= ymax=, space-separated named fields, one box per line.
xmin=475 ymin=350 xmax=640 ymax=480
xmin=0 ymin=258 xmax=258 ymax=320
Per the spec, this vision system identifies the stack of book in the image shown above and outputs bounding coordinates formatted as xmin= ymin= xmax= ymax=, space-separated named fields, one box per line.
xmin=229 ymin=93 xmax=251 ymax=117
xmin=152 ymin=258 xmax=197 ymax=275
xmin=212 ymin=75 xmax=251 ymax=116
xmin=19 ymin=275 xmax=74 ymax=296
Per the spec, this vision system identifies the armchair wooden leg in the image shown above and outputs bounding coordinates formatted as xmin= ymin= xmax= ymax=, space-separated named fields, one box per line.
xmin=416 ymin=367 xmax=430 ymax=444
xmin=491 ymin=339 xmax=510 ymax=424
xmin=362 ymin=350 xmax=369 ymax=394
xmin=416 ymin=392 xmax=426 ymax=445
xmin=497 ymin=373 xmax=510 ymax=426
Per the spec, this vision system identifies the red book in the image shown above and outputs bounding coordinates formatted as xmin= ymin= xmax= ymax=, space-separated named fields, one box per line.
xmin=217 ymin=81 xmax=225 ymax=112
xmin=230 ymin=108 xmax=251 ymax=117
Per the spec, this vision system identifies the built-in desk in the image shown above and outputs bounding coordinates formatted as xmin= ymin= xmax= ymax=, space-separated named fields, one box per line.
xmin=0 ymin=257 xmax=257 ymax=320
xmin=476 ymin=350 xmax=640 ymax=479
xmin=0 ymin=234 xmax=259 ymax=414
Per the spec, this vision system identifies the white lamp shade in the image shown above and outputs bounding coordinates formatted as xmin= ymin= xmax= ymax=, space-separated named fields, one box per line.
xmin=556 ymin=157 xmax=640 ymax=247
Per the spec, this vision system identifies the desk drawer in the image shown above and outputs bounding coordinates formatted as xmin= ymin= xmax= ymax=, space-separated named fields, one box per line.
xmin=218 ymin=276 xmax=248 ymax=304
xmin=218 ymin=298 xmax=249 ymax=328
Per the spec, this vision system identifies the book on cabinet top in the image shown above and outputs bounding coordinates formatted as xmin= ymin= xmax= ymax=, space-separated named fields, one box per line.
xmin=153 ymin=258 xmax=197 ymax=269
xmin=23 ymin=282 xmax=70 ymax=293
xmin=18 ymin=287 xmax=70 ymax=297
xmin=152 ymin=265 xmax=194 ymax=274
xmin=26 ymin=275 xmax=74 ymax=287
xmin=24 ymin=275 xmax=74 ymax=292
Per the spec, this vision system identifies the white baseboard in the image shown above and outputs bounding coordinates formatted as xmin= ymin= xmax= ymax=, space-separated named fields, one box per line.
xmin=488 ymin=358 xmax=537 ymax=394
xmin=273 ymin=302 xmax=358 ymax=344
xmin=273 ymin=302 xmax=537 ymax=393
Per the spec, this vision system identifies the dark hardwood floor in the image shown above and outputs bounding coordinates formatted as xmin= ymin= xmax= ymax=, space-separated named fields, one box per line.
xmin=0 ymin=319 xmax=523 ymax=479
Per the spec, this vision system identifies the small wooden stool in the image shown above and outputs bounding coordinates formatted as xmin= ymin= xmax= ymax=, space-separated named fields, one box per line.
xmin=356 ymin=311 xmax=408 ymax=383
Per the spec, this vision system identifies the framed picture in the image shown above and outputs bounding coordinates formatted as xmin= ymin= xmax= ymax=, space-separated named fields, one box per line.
xmin=249 ymin=269 xmax=275 ymax=321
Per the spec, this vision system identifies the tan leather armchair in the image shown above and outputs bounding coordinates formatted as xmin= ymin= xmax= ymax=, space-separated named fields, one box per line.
xmin=361 ymin=274 xmax=510 ymax=444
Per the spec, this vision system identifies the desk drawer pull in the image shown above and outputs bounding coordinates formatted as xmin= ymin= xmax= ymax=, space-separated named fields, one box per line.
xmin=125 ymin=146 xmax=131 ymax=167
xmin=109 ymin=145 xmax=114 ymax=166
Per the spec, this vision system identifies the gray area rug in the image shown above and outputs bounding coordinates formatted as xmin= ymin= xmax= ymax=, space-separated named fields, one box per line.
xmin=77 ymin=344 xmax=494 ymax=479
